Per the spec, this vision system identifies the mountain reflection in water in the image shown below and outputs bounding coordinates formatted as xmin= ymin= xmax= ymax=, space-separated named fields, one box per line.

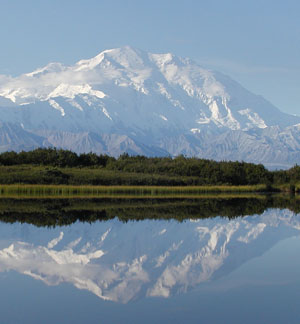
xmin=0 ymin=196 xmax=299 ymax=303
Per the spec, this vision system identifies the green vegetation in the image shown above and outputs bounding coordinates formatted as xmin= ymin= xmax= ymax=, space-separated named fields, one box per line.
xmin=0 ymin=184 xmax=269 ymax=198
xmin=0 ymin=195 xmax=299 ymax=227
xmin=0 ymin=148 xmax=299 ymax=190
xmin=1 ymin=150 xmax=298 ymax=229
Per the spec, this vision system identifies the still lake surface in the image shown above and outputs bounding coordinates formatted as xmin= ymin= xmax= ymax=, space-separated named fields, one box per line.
xmin=0 ymin=196 xmax=300 ymax=323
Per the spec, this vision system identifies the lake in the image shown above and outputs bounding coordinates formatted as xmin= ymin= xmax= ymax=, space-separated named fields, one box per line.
xmin=0 ymin=196 xmax=299 ymax=323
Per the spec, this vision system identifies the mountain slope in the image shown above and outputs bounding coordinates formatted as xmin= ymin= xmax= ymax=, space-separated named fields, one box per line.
xmin=0 ymin=46 xmax=299 ymax=166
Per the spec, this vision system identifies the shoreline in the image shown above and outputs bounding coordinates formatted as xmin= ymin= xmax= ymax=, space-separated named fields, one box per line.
xmin=0 ymin=183 xmax=297 ymax=198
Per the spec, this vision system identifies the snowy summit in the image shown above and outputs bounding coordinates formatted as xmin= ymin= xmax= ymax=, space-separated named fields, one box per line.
xmin=0 ymin=46 xmax=300 ymax=168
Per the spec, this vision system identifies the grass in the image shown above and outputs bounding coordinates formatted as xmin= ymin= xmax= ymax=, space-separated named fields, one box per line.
xmin=0 ymin=165 xmax=298 ymax=196
xmin=0 ymin=183 xmax=271 ymax=198
xmin=273 ymin=183 xmax=300 ymax=192
xmin=0 ymin=165 xmax=201 ymax=186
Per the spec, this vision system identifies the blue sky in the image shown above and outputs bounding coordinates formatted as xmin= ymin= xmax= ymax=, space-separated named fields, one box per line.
xmin=0 ymin=0 xmax=299 ymax=114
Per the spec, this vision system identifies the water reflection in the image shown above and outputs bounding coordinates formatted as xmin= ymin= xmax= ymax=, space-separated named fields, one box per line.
xmin=0 ymin=195 xmax=299 ymax=226
xmin=0 ymin=202 xmax=299 ymax=303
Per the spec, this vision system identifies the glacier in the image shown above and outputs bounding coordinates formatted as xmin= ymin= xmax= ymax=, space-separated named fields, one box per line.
xmin=0 ymin=46 xmax=299 ymax=168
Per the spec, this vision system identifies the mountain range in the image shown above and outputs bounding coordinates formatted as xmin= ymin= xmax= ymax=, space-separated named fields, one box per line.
xmin=0 ymin=46 xmax=299 ymax=168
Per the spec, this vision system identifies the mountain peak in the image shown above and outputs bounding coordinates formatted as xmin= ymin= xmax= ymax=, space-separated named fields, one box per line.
xmin=75 ymin=46 xmax=146 ymax=71
xmin=0 ymin=47 xmax=300 ymax=167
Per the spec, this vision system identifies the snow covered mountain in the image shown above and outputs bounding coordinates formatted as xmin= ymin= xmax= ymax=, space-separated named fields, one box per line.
xmin=0 ymin=209 xmax=299 ymax=303
xmin=0 ymin=46 xmax=299 ymax=167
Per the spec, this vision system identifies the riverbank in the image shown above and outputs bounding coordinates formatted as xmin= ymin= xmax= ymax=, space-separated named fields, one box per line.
xmin=0 ymin=183 xmax=297 ymax=198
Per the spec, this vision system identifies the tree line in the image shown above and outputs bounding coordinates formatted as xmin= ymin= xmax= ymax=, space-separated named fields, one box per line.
xmin=0 ymin=148 xmax=299 ymax=186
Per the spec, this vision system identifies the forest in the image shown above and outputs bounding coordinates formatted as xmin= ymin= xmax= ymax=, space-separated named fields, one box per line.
xmin=0 ymin=148 xmax=299 ymax=188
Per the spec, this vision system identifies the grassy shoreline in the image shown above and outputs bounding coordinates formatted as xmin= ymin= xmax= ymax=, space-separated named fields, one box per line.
xmin=0 ymin=163 xmax=299 ymax=193
xmin=0 ymin=183 xmax=284 ymax=198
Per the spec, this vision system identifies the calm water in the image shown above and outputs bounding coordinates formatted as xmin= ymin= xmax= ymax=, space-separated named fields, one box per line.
xmin=0 ymin=198 xmax=300 ymax=323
